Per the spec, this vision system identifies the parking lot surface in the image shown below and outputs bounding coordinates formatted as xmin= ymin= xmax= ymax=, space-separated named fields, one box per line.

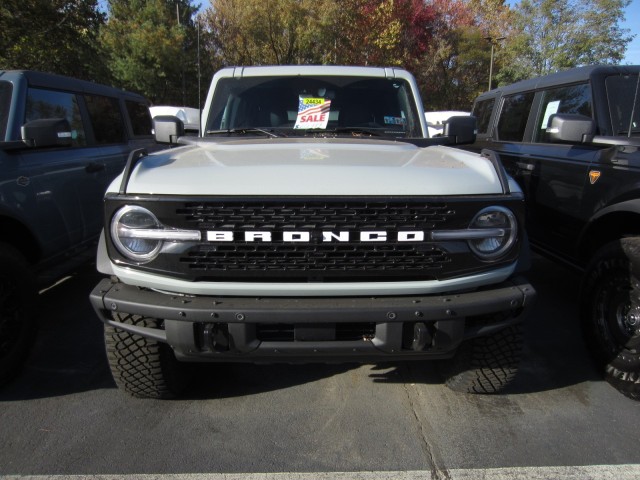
xmin=0 ymin=255 xmax=638 ymax=479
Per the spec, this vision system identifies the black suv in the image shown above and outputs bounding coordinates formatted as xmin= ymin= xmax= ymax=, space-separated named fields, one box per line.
xmin=0 ymin=70 xmax=157 ymax=385
xmin=468 ymin=65 xmax=640 ymax=399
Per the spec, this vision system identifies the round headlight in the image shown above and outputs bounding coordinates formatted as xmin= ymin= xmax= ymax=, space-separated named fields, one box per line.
xmin=111 ymin=206 xmax=163 ymax=262
xmin=468 ymin=206 xmax=517 ymax=260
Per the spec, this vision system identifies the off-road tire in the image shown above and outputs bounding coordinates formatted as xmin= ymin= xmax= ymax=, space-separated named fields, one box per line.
xmin=0 ymin=243 xmax=37 ymax=387
xmin=581 ymin=238 xmax=640 ymax=401
xmin=105 ymin=313 xmax=192 ymax=399
xmin=439 ymin=324 xmax=523 ymax=394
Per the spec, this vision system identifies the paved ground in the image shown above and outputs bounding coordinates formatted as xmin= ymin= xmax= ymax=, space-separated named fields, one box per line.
xmin=0 ymin=255 xmax=638 ymax=479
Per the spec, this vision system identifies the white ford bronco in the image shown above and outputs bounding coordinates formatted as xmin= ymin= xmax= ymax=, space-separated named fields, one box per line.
xmin=90 ymin=65 xmax=535 ymax=398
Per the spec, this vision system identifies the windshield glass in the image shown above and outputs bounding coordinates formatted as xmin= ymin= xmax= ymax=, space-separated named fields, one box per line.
xmin=0 ymin=81 xmax=12 ymax=140
xmin=205 ymin=75 xmax=422 ymax=138
xmin=605 ymin=74 xmax=640 ymax=137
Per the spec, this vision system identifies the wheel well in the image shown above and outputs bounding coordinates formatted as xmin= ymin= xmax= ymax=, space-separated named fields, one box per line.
xmin=580 ymin=211 xmax=640 ymax=262
xmin=0 ymin=216 xmax=41 ymax=265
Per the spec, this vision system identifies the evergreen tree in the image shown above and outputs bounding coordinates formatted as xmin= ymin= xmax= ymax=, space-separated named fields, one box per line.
xmin=100 ymin=0 xmax=205 ymax=106
xmin=0 ymin=0 xmax=107 ymax=82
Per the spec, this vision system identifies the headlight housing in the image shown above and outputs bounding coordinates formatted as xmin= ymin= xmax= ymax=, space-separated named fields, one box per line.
xmin=111 ymin=206 xmax=200 ymax=263
xmin=467 ymin=206 xmax=517 ymax=260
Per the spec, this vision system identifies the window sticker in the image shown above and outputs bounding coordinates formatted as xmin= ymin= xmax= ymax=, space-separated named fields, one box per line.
xmin=541 ymin=100 xmax=561 ymax=129
xmin=294 ymin=97 xmax=331 ymax=129
xmin=384 ymin=116 xmax=405 ymax=125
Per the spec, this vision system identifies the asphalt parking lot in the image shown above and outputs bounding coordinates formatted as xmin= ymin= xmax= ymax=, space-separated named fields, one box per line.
xmin=0 ymin=254 xmax=639 ymax=479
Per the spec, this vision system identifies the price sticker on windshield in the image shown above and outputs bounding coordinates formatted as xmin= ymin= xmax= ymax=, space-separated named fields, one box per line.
xmin=294 ymin=97 xmax=331 ymax=129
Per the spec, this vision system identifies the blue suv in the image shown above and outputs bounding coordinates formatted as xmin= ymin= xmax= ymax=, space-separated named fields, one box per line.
xmin=0 ymin=70 xmax=158 ymax=385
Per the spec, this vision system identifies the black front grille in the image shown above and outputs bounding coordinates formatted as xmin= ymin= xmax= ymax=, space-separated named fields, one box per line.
xmin=174 ymin=201 xmax=455 ymax=280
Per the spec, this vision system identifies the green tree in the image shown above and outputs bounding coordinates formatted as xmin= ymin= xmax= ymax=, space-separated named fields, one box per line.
xmin=100 ymin=0 xmax=205 ymax=106
xmin=498 ymin=0 xmax=634 ymax=84
xmin=0 ymin=0 xmax=107 ymax=81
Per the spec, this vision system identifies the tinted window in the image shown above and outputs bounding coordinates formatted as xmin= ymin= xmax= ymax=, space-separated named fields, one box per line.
xmin=26 ymin=88 xmax=86 ymax=146
xmin=0 ymin=81 xmax=12 ymax=140
xmin=497 ymin=93 xmax=534 ymax=142
xmin=206 ymin=76 xmax=423 ymax=138
xmin=85 ymin=94 xmax=125 ymax=144
xmin=605 ymin=75 xmax=640 ymax=137
xmin=534 ymin=83 xmax=592 ymax=142
xmin=472 ymin=98 xmax=495 ymax=134
xmin=126 ymin=100 xmax=153 ymax=136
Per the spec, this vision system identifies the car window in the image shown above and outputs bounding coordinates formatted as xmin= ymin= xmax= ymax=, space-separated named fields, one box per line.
xmin=25 ymin=87 xmax=86 ymax=146
xmin=496 ymin=92 xmax=535 ymax=142
xmin=0 ymin=81 xmax=12 ymax=140
xmin=534 ymin=83 xmax=592 ymax=142
xmin=605 ymin=74 xmax=640 ymax=137
xmin=126 ymin=100 xmax=153 ymax=136
xmin=472 ymin=98 xmax=495 ymax=134
xmin=85 ymin=94 xmax=125 ymax=145
xmin=206 ymin=76 xmax=423 ymax=138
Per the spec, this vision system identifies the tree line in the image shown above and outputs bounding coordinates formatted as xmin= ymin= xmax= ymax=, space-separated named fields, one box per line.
xmin=0 ymin=0 xmax=633 ymax=111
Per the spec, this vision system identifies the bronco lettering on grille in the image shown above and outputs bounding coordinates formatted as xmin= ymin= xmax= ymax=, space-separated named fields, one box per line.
xmin=206 ymin=231 xmax=427 ymax=242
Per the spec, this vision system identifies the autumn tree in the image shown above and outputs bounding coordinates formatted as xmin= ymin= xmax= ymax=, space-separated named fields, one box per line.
xmin=416 ymin=0 xmax=499 ymax=111
xmin=100 ymin=0 xmax=205 ymax=105
xmin=202 ymin=0 xmax=343 ymax=65
xmin=0 ymin=0 xmax=107 ymax=81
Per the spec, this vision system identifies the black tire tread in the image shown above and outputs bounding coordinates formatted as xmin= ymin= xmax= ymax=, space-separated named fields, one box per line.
xmin=441 ymin=324 xmax=523 ymax=394
xmin=581 ymin=238 xmax=640 ymax=401
xmin=0 ymin=243 xmax=37 ymax=387
xmin=105 ymin=313 xmax=188 ymax=399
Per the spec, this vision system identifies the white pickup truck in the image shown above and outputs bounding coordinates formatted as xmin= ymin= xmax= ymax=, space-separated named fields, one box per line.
xmin=90 ymin=65 xmax=535 ymax=398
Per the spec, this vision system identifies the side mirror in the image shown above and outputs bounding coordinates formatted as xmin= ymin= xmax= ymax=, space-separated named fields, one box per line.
xmin=21 ymin=118 xmax=72 ymax=147
xmin=154 ymin=115 xmax=185 ymax=144
xmin=443 ymin=116 xmax=477 ymax=145
xmin=546 ymin=114 xmax=596 ymax=144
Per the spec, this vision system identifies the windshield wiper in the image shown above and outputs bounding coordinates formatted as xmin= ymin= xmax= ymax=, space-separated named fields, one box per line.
xmin=206 ymin=128 xmax=281 ymax=138
xmin=302 ymin=127 xmax=383 ymax=137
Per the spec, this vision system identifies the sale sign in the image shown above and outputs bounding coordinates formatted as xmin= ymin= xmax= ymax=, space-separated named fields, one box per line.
xmin=294 ymin=97 xmax=331 ymax=129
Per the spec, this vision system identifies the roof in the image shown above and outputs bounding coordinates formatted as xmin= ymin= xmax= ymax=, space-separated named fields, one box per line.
xmin=0 ymin=70 xmax=147 ymax=102
xmin=475 ymin=64 xmax=640 ymax=101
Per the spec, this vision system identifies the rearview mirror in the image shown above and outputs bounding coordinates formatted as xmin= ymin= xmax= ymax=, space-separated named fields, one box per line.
xmin=154 ymin=116 xmax=185 ymax=144
xmin=21 ymin=118 xmax=72 ymax=148
xmin=443 ymin=116 xmax=477 ymax=145
xmin=546 ymin=114 xmax=596 ymax=144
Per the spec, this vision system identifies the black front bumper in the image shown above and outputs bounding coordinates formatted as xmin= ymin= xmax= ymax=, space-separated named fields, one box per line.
xmin=90 ymin=277 xmax=535 ymax=363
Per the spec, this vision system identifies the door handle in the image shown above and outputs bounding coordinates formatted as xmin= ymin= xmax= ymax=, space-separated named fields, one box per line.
xmin=515 ymin=162 xmax=535 ymax=171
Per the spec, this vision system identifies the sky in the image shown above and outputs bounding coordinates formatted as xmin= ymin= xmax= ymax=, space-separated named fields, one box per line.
xmin=99 ymin=0 xmax=640 ymax=65
xmin=622 ymin=0 xmax=640 ymax=64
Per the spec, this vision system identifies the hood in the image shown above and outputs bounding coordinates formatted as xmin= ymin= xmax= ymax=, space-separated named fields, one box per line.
xmin=111 ymin=138 xmax=506 ymax=196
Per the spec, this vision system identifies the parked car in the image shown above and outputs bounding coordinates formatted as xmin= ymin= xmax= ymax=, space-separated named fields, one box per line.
xmin=467 ymin=64 xmax=640 ymax=400
xmin=0 ymin=70 xmax=157 ymax=386
xmin=90 ymin=65 xmax=534 ymax=399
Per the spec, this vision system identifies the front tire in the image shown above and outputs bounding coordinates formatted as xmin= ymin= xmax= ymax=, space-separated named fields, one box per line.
xmin=581 ymin=238 xmax=640 ymax=400
xmin=0 ymin=243 xmax=37 ymax=387
xmin=439 ymin=324 xmax=523 ymax=394
xmin=105 ymin=313 xmax=192 ymax=399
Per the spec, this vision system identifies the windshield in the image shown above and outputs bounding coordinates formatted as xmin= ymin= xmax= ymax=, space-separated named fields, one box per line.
xmin=0 ymin=81 xmax=12 ymax=140
xmin=205 ymin=75 xmax=422 ymax=138
xmin=605 ymin=74 xmax=640 ymax=137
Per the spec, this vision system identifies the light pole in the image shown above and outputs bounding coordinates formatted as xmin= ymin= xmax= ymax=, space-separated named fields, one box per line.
xmin=485 ymin=36 xmax=505 ymax=91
